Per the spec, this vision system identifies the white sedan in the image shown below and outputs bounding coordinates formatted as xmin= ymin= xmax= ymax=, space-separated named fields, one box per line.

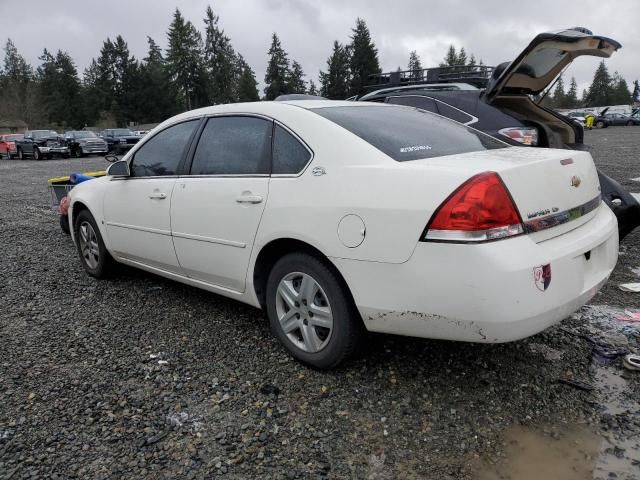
xmin=68 ymin=100 xmax=618 ymax=368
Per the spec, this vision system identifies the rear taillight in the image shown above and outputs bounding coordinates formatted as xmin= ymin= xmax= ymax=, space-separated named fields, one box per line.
xmin=423 ymin=172 xmax=524 ymax=243
xmin=498 ymin=127 xmax=538 ymax=146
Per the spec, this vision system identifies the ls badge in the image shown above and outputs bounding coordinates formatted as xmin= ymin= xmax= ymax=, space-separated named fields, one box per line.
xmin=533 ymin=264 xmax=552 ymax=291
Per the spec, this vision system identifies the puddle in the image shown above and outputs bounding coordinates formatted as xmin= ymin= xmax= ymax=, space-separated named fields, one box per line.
xmin=475 ymin=425 xmax=600 ymax=480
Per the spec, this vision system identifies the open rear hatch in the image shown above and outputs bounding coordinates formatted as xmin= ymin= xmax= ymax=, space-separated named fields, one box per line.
xmin=484 ymin=27 xmax=622 ymax=102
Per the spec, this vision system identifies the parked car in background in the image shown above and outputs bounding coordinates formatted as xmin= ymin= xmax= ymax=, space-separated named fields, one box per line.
xmin=358 ymin=27 xmax=640 ymax=241
xmin=15 ymin=130 xmax=70 ymax=160
xmin=133 ymin=130 xmax=149 ymax=137
xmin=595 ymin=108 xmax=640 ymax=128
xmin=64 ymin=131 xmax=108 ymax=157
xmin=68 ymin=100 xmax=618 ymax=368
xmin=0 ymin=133 xmax=24 ymax=159
xmin=101 ymin=128 xmax=141 ymax=154
xmin=564 ymin=111 xmax=588 ymax=126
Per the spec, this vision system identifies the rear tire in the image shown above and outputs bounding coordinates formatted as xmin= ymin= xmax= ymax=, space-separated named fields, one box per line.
xmin=74 ymin=147 xmax=83 ymax=158
xmin=74 ymin=210 xmax=114 ymax=278
xmin=265 ymin=252 xmax=362 ymax=369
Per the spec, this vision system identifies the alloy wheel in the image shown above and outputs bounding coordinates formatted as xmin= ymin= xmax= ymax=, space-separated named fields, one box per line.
xmin=79 ymin=221 xmax=100 ymax=269
xmin=275 ymin=272 xmax=333 ymax=353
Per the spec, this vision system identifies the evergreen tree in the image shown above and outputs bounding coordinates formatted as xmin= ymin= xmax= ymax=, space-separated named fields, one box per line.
xmin=134 ymin=37 xmax=179 ymax=123
xmin=468 ymin=54 xmax=477 ymax=67
xmin=235 ymin=54 xmax=259 ymax=102
xmin=585 ymin=60 xmax=612 ymax=107
xmin=166 ymin=8 xmax=209 ymax=110
xmin=347 ymin=18 xmax=380 ymax=97
xmin=288 ymin=60 xmax=306 ymax=93
xmin=632 ymin=80 xmax=640 ymax=104
xmin=565 ymin=77 xmax=579 ymax=108
xmin=37 ymin=49 xmax=83 ymax=128
xmin=203 ymin=5 xmax=237 ymax=104
xmin=307 ymin=79 xmax=318 ymax=96
xmin=442 ymin=45 xmax=458 ymax=67
xmin=319 ymin=40 xmax=350 ymax=99
xmin=408 ymin=50 xmax=422 ymax=80
xmin=610 ymin=72 xmax=631 ymax=105
xmin=456 ymin=47 xmax=467 ymax=66
xmin=551 ymin=76 xmax=566 ymax=108
xmin=264 ymin=33 xmax=291 ymax=100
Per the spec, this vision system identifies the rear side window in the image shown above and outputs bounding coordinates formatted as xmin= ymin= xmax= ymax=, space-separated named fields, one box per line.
xmin=272 ymin=125 xmax=311 ymax=174
xmin=190 ymin=116 xmax=272 ymax=175
xmin=312 ymin=105 xmax=505 ymax=161
xmin=131 ymin=120 xmax=198 ymax=177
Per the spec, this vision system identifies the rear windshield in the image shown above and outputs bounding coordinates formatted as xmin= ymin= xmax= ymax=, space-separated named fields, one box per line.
xmin=311 ymin=105 xmax=506 ymax=161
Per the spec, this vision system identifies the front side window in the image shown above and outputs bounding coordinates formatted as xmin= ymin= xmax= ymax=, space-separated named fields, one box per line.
xmin=131 ymin=120 xmax=198 ymax=177
xmin=312 ymin=105 xmax=506 ymax=162
xmin=190 ymin=116 xmax=272 ymax=175
xmin=272 ymin=125 xmax=311 ymax=174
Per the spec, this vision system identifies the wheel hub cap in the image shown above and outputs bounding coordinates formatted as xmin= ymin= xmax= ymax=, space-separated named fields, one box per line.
xmin=275 ymin=272 xmax=333 ymax=353
xmin=79 ymin=221 xmax=100 ymax=269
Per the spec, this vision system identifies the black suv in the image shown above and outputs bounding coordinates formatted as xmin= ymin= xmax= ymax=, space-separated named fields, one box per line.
xmin=358 ymin=28 xmax=639 ymax=240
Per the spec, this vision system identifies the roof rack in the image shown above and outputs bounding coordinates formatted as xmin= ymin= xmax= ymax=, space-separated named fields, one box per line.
xmin=366 ymin=65 xmax=495 ymax=90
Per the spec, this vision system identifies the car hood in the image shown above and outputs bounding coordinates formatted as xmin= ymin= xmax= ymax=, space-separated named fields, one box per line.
xmin=484 ymin=27 xmax=621 ymax=101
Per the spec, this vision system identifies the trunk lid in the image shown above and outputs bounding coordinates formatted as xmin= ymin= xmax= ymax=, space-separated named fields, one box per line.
xmin=411 ymin=147 xmax=602 ymax=242
xmin=484 ymin=27 xmax=621 ymax=101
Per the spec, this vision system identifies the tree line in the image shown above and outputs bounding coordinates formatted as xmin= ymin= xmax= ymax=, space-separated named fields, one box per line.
xmin=1 ymin=8 xmax=638 ymax=130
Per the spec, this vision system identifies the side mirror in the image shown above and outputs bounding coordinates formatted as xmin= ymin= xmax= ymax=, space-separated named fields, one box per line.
xmin=107 ymin=160 xmax=130 ymax=177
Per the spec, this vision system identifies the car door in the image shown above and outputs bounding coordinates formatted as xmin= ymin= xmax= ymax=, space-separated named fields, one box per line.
xmin=170 ymin=115 xmax=272 ymax=292
xmin=102 ymin=119 xmax=200 ymax=273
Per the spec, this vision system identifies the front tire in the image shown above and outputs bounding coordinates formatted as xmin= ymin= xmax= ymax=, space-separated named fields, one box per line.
xmin=596 ymin=120 xmax=605 ymax=129
xmin=626 ymin=120 xmax=634 ymax=126
xmin=265 ymin=252 xmax=362 ymax=369
xmin=74 ymin=210 xmax=114 ymax=278
xmin=33 ymin=147 xmax=41 ymax=160
xmin=59 ymin=215 xmax=70 ymax=234
xmin=17 ymin=148 xmax=24 ymax=160
xmin=74 ymin=147 xmax=83 ymax=158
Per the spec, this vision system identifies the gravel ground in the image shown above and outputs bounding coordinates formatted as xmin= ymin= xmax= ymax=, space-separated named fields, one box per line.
xmin=1 ymin=128 xmax=639 ymax=479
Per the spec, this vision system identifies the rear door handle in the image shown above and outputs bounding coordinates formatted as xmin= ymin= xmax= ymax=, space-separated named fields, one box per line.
xmin=149 ymin=192 xmax=167 ymax=199
xmin=236 ymin=195 xmax=263 ymax=204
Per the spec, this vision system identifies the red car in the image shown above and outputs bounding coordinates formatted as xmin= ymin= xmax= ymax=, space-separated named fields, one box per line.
xmin=0 ymin=134 xmax=24 ymax=159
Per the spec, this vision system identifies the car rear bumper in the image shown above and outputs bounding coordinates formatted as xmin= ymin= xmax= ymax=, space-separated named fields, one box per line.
xmin=332 ymin=203 xmax=618 ymax=343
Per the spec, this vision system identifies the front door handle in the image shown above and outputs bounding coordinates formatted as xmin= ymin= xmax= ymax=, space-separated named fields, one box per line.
xmin=236 ymin=194 xmax=263 ymax=204
xmin=149 ymin=192 xmax=167 ymax=199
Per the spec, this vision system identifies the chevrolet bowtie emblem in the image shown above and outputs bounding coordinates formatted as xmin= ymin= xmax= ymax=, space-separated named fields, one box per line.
xmin=570 ymin=175 xmax=581 ymax=188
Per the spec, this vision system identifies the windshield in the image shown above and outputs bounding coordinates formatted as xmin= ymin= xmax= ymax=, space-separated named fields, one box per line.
xmin=32 ymin=131 xmax=58 ymax=139
xmin=311 ymin=105 xmax=506 ymax=162
xmin=70 ymin=131 xmax=97 ymax=139
xmin=111 ymin=129 xmax=134 ymax=136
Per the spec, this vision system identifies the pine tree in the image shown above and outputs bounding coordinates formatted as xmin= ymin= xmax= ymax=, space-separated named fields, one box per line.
xmin=37 ymin=49 xmax=83 ymax=128
xmin=166 ymin=8 xmax=209 ymax=110
xmin=288 ymin=60 xmax=306 ymax=94
xmin=442 ymin=45 xmax=458 ymax=67
xmin=456 ymin=47 xmax=467 ymax=66
xmin=551 ymin=76 xmax=566 ymax=108
xmin=134 ymin=37 xmax=179 ymax=123
xmin=468 ymin=54 xmax=477 ymax=67
xmin=319 ymin=41 xmax=350 ymax=99
xmin=347 ymin=18 xmax=380 ymax=97
xmin=565 ymin=77 xmax=579 ymax=108
xmin=0 ymin=39 xmax=43 ymax=126
xmin=408 ymin=50 xmax=422 ymax=80
xmin=203 ymin=5 xmax=237 ymax=104
xmin=235 ymin=54 xmax=259 ymax=102
xmin=264 ymin=33 xmax=291 ymax=100
xmin=585 ymin=60 xmax=612 ymax=107
xmin=307 ymin=79 xmax=318 ymax=96
xmin=610 ymin=72 xmax=631 ymax=105
xmin=632 ymin=80 xmax=640 ymax=104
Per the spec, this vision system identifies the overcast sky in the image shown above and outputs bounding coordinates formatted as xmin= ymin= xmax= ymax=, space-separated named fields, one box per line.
xmin=2 ymin=0 xmax=638 ymax=95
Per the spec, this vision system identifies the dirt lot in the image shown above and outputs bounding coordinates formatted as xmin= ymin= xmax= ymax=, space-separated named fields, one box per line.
xmin=1 ymin=128 xmax=639 ymax=479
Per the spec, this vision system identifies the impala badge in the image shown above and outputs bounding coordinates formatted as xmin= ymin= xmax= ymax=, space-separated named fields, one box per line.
xmin=570 ymin=175 xmax=581 ymax=188
xmin=312 ymin=166 xmax=326 ymax=176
